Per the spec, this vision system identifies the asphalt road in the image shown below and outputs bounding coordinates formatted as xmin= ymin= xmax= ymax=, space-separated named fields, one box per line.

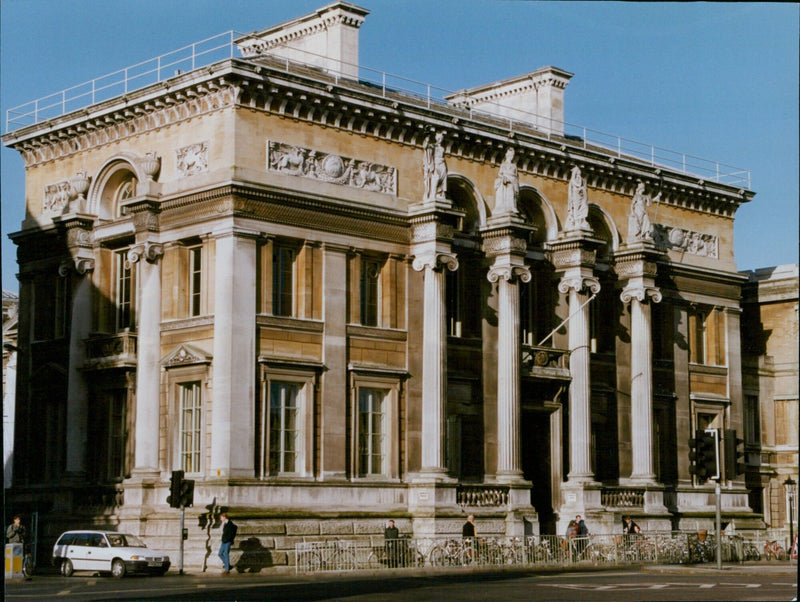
xmin=5 ymin=564 xmax=797 ymax=601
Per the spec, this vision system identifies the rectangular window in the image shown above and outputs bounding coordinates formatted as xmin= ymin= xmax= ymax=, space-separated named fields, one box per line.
xmin=689 ymin=307 xmax=726 ymax=366
xmin=179 ymin=382 xmax=202 ymax=473
xmin=744 ymin=394 xmax=760 ymax=446
xmin=268 ymin=381 xmax=301 ymax=474
xmin=360 ymin=258 xmax=381 ymax=327
xmin=108 ymin=390 xmax=127 ymax=480
xmin=116 ymin=250 xmax=133 ymax=331
xmin=189 ymin=246 xmax=202 ymax=317
xmin=358 ymin=387 xmax=387 ymax=476
xmin=33 ymin=274 xmax=69 ymax=341
xmin=446 ymin=258 xmax=480 ymax=338
xmin=272 ymin=245 xmax=296 ymax=317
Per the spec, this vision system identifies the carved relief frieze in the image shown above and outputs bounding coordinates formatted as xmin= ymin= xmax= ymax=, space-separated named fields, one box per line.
xmin=267 ymin=140 xmax=397 ymax=195
xmin=482 ymin=236 xmax=527 ymax=257
xmin=177 ymin=142 xmax=209 ymax=176
xmin=43 ymin=180 xmax=74 ymax=216
xmin=615 ymin=258 xmax=658 ymax=279
xmin=549 ymin=247 xmax=597 ymax=271
xmin=653 ymin=224 xmax=718 ymax=258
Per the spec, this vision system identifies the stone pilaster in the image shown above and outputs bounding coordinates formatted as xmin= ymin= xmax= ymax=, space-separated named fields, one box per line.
xmin=129 ymin=241 xmax=164 ymax=477
xmin=210 ymin=229 xmax=258 ymax=479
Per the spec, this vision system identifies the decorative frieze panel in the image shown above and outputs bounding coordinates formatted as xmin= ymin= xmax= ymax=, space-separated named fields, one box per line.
xmin=176 ymin=142 xmax=208 ymax=176
xmin=653 ymin=224 xmax=718 ymax=258
xmin=43 ymin=181 xmax=74 ymax=216
xmin=267 ymin=141 xmax=397 ymax=195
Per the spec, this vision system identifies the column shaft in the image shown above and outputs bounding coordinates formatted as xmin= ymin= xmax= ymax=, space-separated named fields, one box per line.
xmin=133 ymin=258 xmax=162 ymax=471
xmin=210 ymin=234 xmax=257 ymax=478
xmin=630 ymin=297 xmax=655 ymax=481
xmin=568 ymin=288 xmax=593 ymax=480
xmin=65 ymin=272 xmax=92 ymax=475
xmin=497 ymin=277 xmax=522 ymax=477
xmin=421 ymin=263 xmax=447 ymax=474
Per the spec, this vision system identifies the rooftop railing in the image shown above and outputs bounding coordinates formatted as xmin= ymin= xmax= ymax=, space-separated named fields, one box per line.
xmin=5 ymin=31 xmax=750 ymax=189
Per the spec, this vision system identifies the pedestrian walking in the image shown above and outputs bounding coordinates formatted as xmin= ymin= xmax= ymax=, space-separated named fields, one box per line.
xmin=218 ymin=513 xmax=237 ymax=575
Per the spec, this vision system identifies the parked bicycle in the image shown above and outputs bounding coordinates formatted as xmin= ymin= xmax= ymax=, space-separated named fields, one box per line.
xmin=764 ymin=539 xmax=786 ymax=561
xmin=308 ymin=540 xmax=358 ymax=571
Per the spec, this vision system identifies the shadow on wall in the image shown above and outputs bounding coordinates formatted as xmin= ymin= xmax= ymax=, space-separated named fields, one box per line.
xmin=234 ymin=537 xmax=275 ymax=573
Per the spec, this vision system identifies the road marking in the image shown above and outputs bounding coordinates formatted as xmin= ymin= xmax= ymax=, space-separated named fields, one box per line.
xmin=57 ymin=590 xmax=72 ymax=595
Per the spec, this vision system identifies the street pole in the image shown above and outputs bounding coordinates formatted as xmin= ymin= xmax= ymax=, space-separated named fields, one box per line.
xmin=715 ymin=479 xmax=722 ymax=570
xmin=179 ymin=505 xmax=185 ymax=575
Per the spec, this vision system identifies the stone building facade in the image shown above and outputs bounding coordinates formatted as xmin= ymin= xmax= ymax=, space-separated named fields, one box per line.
xmin=3 ymin=2 xmax=763 ymax=567
xmin=741 ymin=265 xmax=799 ymax=533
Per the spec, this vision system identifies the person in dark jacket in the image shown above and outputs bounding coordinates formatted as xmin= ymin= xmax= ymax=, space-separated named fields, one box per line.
xmin=218 ymin=513 xmax=237 ymax=574
xmin=384 ymin=520 xmax=400 ymax=567
xmin=462 ymin=515 xmax=476 ymax=538
xmin=622 ymin=515 xmax=641 ymax=535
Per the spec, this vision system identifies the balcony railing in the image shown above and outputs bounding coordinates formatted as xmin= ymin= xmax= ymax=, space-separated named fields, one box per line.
xmin=5 ymin=31 xmax=750 ymax=189
xmin=601 ymin=487 xmax=645 ymax=508
xmin=457 ymin=485 xmax=510 ymax=508
xmin=84 ymin=331 xmax=137 ymax=370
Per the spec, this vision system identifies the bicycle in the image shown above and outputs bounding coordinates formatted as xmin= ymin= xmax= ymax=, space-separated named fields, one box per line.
xmin=21 ymin=544 xmax=35 ymax=580
xmin=308 ymin=540 xmax=358 ymax=571
xmin=764 ymin=539 xmax=786 ymax=561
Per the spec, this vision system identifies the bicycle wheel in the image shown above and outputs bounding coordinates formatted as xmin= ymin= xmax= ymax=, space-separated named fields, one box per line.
xmin=776 ymin=547 xmax=787 ymax=561
xmin=367 ymin=550 xmax=383 ymax=569
xmin=22 ymin=554 xmax=34 ymax=578
xmin=428 ymin=546 xmax=444 ymax=567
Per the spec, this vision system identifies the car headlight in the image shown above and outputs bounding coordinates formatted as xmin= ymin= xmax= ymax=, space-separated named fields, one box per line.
xmin=130 ymin=555 xmax=141 ymax=560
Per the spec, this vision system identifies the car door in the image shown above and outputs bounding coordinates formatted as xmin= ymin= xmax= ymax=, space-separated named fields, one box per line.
xmin=66 ymin=533 xmax=92 ymax=571
xmin=88 ymin=533 xmax=113 ymax=572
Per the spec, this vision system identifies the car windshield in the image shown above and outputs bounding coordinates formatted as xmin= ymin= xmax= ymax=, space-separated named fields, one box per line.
xmin=107 ymin=533 xmax=147 ymax=548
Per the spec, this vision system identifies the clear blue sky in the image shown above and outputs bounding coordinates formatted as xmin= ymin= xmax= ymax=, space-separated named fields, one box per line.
xmin=1 ymin=1 xmax=798 ymax=292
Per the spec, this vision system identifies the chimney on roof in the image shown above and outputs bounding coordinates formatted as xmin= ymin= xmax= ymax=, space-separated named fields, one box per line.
xmin=446 ymin=66 xmax=573 ymax=136
xmin=237 ymin=2 xmax=370 ymax=79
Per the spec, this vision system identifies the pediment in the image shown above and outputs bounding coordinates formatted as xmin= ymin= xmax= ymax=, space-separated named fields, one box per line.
xmin=162 ymin=343 xmax=212 ymax=368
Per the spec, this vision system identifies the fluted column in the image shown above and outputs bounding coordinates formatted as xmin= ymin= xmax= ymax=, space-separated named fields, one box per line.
xmin=129 ymin=242 xmax=164 ymax=473
xmin=559 ymin=276 xmax=600 ymax=482
xmin=412 ymin=252 xmax=457 ymax=477
xmin=621 ymin=285 xmax=662 ymax=482
xmin=61 ymin=257 xmax=95 ymax=477
xmin=490 ymin=264 xmax=530 ymax=480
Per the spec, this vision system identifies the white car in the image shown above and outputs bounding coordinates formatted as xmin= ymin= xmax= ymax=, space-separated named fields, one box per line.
xmin=53 ymin=530 xmax=170 ymax=578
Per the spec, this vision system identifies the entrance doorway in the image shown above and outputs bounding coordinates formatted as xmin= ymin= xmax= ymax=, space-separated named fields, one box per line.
xmin=522 ymin=409 xmax=556 ymax=534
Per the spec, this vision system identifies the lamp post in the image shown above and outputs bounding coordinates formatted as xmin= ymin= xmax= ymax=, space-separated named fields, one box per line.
xmin=784 ymin=476 xmax=796 ymax=561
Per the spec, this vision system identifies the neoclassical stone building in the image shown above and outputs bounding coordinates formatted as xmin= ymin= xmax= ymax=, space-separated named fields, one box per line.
xmin=3 ymin=2 xmax=763 ymax=566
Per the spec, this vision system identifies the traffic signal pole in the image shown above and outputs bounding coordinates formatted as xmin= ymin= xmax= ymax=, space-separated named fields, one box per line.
xmin=179 ymin=505 xmax=185 ymax=575
xmin=707 ymin=428 xmax=722 ymax=571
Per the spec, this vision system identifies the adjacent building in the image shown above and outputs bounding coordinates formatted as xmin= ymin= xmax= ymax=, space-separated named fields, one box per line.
xmin=3 ymin=2 xmax=769 ymax=567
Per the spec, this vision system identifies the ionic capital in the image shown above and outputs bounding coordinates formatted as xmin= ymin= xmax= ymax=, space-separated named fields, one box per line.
xmin=412 ymin=252 xmax=458 ymax=273
xmin=127 ymin=242 xmax=164 ymax=265
xmin=620 ymin=285 xmax=662 ymax=305
xmin=558 ymin=275 xmax=600 ymax=295
xmin=487 ymin=264 xmax=531 ymax=284
xmin=58 ymin=257 xmax=95 ymax=277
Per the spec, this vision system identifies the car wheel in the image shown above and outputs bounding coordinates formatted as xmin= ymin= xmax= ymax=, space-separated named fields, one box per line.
xmin=111 ymin=559 xmax=126 ymax=579
xmin=156 ymin=567 xmax=168 ymax=576
xmin=62 ymin=559 xmax=74 ymax=577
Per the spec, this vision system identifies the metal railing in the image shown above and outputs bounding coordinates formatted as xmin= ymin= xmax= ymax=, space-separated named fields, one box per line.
xmin=5 ymin=31 xmax=750 ymax=189
xmin=295 ymin=531 xmax=792 ymax=573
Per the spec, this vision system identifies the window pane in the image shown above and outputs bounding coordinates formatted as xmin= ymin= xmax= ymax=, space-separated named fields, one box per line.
xmin=272 ymin=246 xmax=295 ymax=317
xmin=179 ymin=382 xmax=201 ymax=473
xmin=190 ymin=246 xmax=202 ymax=317
xmin=267 ymin=381 xmax=301 ymax=474
xmin=358 ymin=387 xmax=387 ymax=476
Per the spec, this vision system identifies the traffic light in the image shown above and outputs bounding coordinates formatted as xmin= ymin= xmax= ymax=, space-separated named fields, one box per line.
xmin=167 ymin=470 xmax=184 ymax=508
xmin=179 ymin=478 xmax=195 ymax=508
xmin=689 ymin=430 xmax=719 ymax=481
xmin=724 ymin=429 xmax=746 ymax=480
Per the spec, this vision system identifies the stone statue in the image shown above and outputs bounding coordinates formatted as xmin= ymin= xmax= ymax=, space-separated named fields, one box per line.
xmin=628 ymin=181 xmax=661 ymax=241
xmin=565 ymin=165 xmax=590 ymax=231
xmin=424 ymin=131 xmax=447 ymax=201
xmin=493 ymin=147 xmax=519 ymax=215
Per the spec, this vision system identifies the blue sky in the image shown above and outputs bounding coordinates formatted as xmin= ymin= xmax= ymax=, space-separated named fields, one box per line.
xmin=1 ymin=0 xmax=798 ymax=292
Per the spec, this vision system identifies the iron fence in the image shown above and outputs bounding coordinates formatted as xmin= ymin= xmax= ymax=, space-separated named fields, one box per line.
xmin=295 ymin=531 xmax=793 ymax=574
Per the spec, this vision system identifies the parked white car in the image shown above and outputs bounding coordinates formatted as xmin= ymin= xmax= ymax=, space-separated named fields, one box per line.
xmin=52 ymin=530 xmax=170 ymax=578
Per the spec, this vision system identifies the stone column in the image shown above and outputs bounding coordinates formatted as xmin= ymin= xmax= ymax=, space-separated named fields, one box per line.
xmin=61 ymin=257 xmax=95 ymax=477
xmin=489 ymin=264 xmax=530 ymax=480
xmin=210 ymin=231 xmax=257 ymax=479
xmin=129 ymin=242 xmax=164 ymax=474
xmin=558 ymin=276 xmax=600 ymax=482
xmin=412 ymin=251 xmax=457 ymax=477
xmin=620 ymin=285 xmax=662 ymax=483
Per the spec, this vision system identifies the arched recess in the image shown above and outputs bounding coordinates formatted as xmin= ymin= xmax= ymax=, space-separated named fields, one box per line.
xmin=447 ymin=173 xmax=487 ymax=235
xmin=87 ymin=153 xmax=147 ymax=220
xmin=518 ymin=185 xmax=559 ymax=245
xmin=587 ymin=203 xmax=620 ymax=262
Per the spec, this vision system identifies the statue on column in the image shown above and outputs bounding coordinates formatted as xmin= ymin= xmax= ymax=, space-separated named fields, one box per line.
xmin=493 ymin=147 xmax=519 ymax=215
xmin=423 ymin=130 xmax=447 ymax=201
xmin=565 ymin=165 xmax=590 ymax=231
xmin=628 ymin=181 xmax=661 ymax=241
